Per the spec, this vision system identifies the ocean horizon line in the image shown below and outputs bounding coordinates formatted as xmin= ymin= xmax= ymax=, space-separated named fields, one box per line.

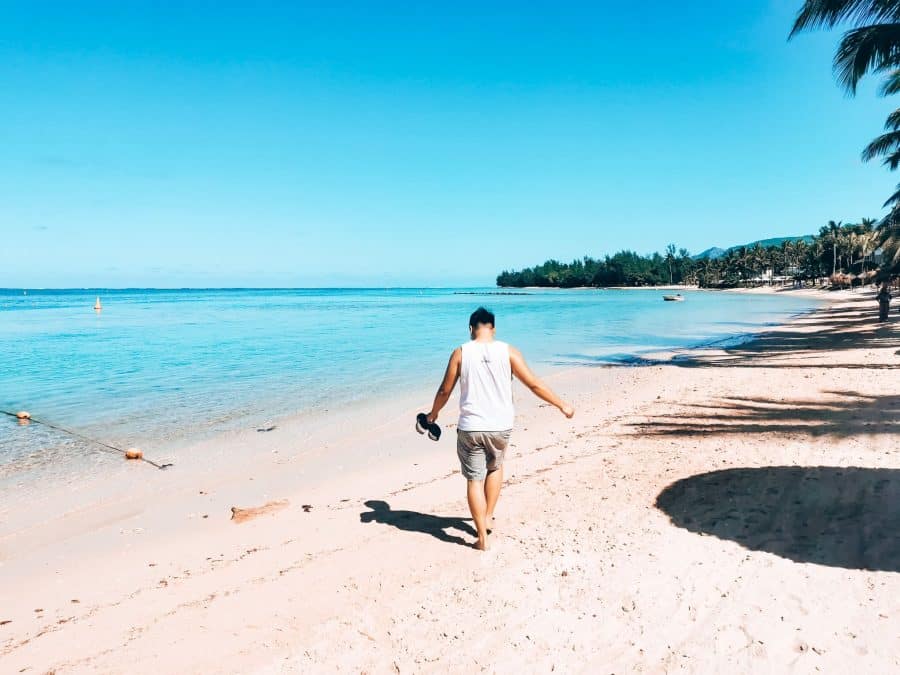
xmin=1 ymin=286 xmax=494 ymax=292
xmin=1 ymin=284 xmax=708 ymax=292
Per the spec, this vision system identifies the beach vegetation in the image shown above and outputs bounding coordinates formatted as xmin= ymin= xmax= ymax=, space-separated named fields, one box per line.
xmin=496 ymin=219 xmax=883 ymax=288
xmin=790 ymin=0 xmax=900 ymax=269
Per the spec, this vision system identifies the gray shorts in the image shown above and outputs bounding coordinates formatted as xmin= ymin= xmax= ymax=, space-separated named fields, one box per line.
xmin=456 ymin=430 xmax=512 ymax=481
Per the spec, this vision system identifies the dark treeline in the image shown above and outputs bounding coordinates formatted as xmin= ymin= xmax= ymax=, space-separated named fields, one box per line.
xmin=496 ymin=247 xmax=691 ymax=288
xmin=497 ymin=220 xmax=893 ymax=288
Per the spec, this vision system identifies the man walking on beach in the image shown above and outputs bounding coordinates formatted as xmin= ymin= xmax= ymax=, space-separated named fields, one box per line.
xmin=425 ymin=307 xmax=574 ymax=550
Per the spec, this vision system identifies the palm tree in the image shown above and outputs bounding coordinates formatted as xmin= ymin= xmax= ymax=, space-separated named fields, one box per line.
xmin=790 ymin=2 xmax=900 ymax=95
xmin=791 ymin=2 xmax=900 ymax=271
xmin=664 ymin=244 xmax=677 ymax=284
xmin=875 ymin=216 xmax=900 ymax=269
xmin=819 ymin=220 xmax=843 ymax=276
xmin=697 ymin=258 xmax=710 ymax=287
xmin=788 ymin=246 xmax=798 ymax=276
xmin=856 ymin=219 xmax=880 ymax=277
xmin=781 ymin=240 xmax=795 ymax=274
xmin=810 ymin=237 xmax=826 ymax=282
xmin=793 ymin=239 xmax=810 ymax=283
xmin=747 ymin=244 xmax=766 ymax=281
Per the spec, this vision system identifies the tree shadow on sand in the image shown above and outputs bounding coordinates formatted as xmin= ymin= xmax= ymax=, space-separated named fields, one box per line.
xmin=629 ymin=390 xmax=900 ymax=439
xmin=656 ymin=466 xmax=900 ymax=571
xmin=359 ymin=500 xmax=476 ymax=547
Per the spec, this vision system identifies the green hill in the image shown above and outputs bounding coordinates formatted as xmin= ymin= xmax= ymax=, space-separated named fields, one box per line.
xmin=736 ymin=235 xmax=815 ymax=249
xmin=694 ymin=235 xmax=814 ymax=260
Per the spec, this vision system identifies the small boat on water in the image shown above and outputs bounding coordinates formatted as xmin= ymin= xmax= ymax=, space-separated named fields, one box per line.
xmin=94 ymin=296 xmax=102 ymax=311
xmin=663 ymin=294 xmax=684 ymax=302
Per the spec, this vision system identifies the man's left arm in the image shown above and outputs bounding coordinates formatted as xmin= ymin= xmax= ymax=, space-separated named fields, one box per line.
xmin=427 ymin=348 xmax=461 ymax=423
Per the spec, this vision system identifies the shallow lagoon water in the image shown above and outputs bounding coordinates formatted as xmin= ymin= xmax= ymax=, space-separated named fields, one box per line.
xmin=0 ymin=287 xmax=819 ymax=483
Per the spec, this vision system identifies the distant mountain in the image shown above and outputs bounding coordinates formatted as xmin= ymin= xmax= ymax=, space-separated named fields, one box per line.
xmin=694 ymin=246 xmax=727 ymax=260
xmin=739 ymin=235 xmax=815 ymax=249
xmin=693 ymin=235 xmax=814 ymax=260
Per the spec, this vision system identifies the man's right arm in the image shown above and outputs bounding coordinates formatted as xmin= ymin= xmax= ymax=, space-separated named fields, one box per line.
xmin=509 ymin=346 xmax=574 ymax=418
xmin=426 ymin=348 xmax=462 ymax=423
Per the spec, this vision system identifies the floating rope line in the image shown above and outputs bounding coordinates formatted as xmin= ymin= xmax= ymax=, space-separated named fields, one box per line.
xmin=2 ymin=410 xmax=172 ymax=470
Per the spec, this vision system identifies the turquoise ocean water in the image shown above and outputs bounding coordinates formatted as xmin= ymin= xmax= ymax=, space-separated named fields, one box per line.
xmin=1 ymin=288 xmax=819 ymax=484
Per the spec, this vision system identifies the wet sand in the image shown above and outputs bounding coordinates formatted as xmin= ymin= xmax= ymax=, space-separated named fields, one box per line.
xmin=1 ymin=288 xmax=898 ymax=673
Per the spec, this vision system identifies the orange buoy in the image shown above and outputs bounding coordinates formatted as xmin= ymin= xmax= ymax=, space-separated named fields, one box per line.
xmin=125 ymin=448 xmax=143 ymax=460
xmin=94 ymin=297 xmax=102 ymax=311
xmin=16 ymin=411 xmax=30 ymax=420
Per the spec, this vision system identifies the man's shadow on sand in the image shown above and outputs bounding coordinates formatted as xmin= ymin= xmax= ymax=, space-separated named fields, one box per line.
xmin=360 ymin=500 xmax=476 ymax=547
xmin=656 ymin=466 xmax=900 ymax=572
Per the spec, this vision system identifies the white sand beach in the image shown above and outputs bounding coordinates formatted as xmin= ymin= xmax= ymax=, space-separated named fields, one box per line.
xmin=1 ymin=288 xmax=898 ymax=673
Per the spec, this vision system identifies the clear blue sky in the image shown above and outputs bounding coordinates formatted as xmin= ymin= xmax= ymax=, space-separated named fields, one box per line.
xmin=0 ymin=1 xmax=893 ymax=287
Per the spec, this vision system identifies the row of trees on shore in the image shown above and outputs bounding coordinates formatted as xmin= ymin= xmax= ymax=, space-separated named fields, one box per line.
xmin=496 ymin=219 xmax=890 ymax=288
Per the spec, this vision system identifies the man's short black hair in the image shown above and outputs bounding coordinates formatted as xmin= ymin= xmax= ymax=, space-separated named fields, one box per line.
xmin=469 ymin=306 xmax=495 ymax=329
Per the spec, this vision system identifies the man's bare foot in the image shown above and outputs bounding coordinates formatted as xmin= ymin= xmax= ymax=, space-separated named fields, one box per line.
xmin=474 ymin=536 xmax=489 ymax=551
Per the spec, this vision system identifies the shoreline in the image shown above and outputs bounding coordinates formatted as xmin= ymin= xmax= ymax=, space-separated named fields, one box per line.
xmin=2 ymin=291 xmax=829 ymax=551
xmin=1 ymin=287 xmax=824 ymax=496
xmin=2 ymin=288 xmax=898 ymax=672
xmin=509 ymin=283 xmax=863 ymax=296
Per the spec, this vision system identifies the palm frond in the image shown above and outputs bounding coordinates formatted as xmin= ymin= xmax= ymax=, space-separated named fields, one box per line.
xmin=885 ymin=107 xmax=900 ymax=129
xmin=882 ymin=147 xmax=900 ymax=168
xmin=876 ymin=210 xmax=900 ymax=265
xmin=791 ymin=0 xmax=900 ymax=37
xmin=835 ymin=23 xmax=900 ymax=93
xmin=878 ymin=68 xmax=900 ymax=93
xmin=862 ymin=129 xmax=900 ymax=161
xmin=882 ymin=182 xmax=900 ymax=206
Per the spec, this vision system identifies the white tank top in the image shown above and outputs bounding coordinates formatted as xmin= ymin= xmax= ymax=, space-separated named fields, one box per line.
xmin=458 ymin=340 xmax=514 ymax=432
